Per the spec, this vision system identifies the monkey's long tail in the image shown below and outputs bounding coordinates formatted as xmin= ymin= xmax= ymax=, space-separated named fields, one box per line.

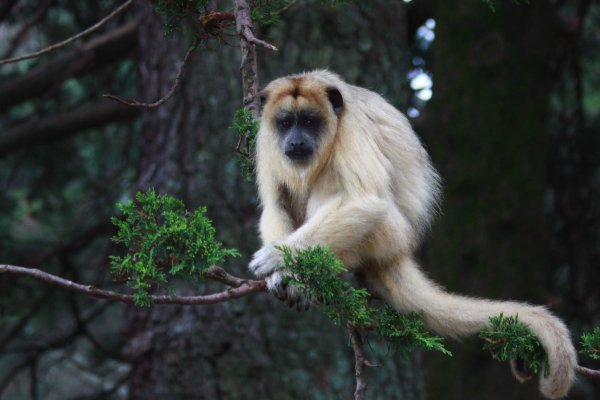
xmin=364 ymin=257 xmax=576 ymax=399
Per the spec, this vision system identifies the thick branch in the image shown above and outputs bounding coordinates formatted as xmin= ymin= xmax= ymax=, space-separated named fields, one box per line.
xmin=0 ymin=100 xmax=139 ymax=157
xmin=348 ymin=326 xmax=369 ymax=400
xmin=204 ymin=265 xmax=249 ymax=287
xmin=0 ymin=21 xmax=137 ymax=111
xmin=576 ymin=365 xmax=600 ymax=379
xmin=103 ymin=39 xmax=199 ymax=108
xmin=0 ymin=0 xmax=135 ymax=65
xmin=0 ymin=264 xmax=266 ymax=305
xmin=233 ymin=0 xmax=276 ymax=117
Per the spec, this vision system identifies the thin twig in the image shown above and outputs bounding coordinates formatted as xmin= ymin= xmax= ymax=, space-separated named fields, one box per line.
xmin=0 ymin=264 xmax=266 ymax=305
xmin=103 ymin=39 xmax=199 ymax=108
xmin=0 ymin=0 xmax=135 ymax=65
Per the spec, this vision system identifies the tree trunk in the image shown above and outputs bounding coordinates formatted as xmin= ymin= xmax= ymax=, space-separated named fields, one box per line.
xmin=421 ymin=1 xmax=558 ymax=399
xmin=125 ymin=3 xmax=183 ymax=399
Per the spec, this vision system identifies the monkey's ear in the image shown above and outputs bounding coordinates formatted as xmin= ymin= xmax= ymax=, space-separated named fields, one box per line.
xmin=326 ymin=87 xmax=343 ymax=115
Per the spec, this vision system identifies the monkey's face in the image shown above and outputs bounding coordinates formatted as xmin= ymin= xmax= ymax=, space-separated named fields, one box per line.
xmin=275 ymin=109 xmax=322 ymax=163
xmin=260 ymin=74 xmax=344 ymax=168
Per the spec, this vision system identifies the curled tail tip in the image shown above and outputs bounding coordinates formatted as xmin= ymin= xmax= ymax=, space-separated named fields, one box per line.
xmin=539 ymin=380 xmax=573 ymax=399
xmin=539 ymin=353 xmax=577 ymax=399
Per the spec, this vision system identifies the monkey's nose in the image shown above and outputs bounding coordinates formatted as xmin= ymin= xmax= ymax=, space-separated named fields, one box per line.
xmin=290 ymin=140 xmax=305 ymax=149
xmin=285 ymin=142 xmax=313 ymax=160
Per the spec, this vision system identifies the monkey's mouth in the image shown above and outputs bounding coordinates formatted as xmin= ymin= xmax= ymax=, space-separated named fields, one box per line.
xmin=285 ymin=149 xmax=314 ymax=162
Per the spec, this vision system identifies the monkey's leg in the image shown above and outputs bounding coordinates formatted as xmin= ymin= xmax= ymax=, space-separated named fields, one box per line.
xmin=364 ymin=257 xmax=576 ymax=399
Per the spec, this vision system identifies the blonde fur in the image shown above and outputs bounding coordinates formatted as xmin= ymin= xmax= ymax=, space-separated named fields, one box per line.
xmin=249 ymin=70 xmax=576 ymax=398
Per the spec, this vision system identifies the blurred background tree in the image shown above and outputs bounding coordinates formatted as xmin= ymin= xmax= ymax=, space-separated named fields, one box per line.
xmin=0 ymin=0 xmax=598 ymax=399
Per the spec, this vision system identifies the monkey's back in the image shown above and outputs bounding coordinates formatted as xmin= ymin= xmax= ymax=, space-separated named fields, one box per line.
xmin=340 ymin=80 xmax=441 ymax=239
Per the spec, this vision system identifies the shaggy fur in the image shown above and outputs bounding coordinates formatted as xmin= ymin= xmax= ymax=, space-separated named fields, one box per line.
xmin=249 ymin=70 xmax=576 ymax=399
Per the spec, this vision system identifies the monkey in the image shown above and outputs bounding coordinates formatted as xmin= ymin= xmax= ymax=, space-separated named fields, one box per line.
xmin=248 ymin=70 xmax=577 ymax=399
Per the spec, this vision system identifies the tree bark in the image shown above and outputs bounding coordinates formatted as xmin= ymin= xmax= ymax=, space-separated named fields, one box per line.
xmin=125 ymin=3 xmax=184 ymax=399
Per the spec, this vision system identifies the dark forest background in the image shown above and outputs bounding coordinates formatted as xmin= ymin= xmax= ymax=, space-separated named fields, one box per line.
xmin=0 ymin=0 xmax=599 ymax=399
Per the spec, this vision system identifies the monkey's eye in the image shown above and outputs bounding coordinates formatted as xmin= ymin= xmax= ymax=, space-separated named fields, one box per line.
xmin=278 ymin=117 xmax=293 ymax=130
xmin=299 ymin=116 xmax=315 ymax=128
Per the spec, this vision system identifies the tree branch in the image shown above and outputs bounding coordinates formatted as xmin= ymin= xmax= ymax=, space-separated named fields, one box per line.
xmin=0 ymin=20 xmax=138 ymax=111
xmin=204 ymin=265 xmax=250 ymax=287
xmin=576 ymin=365 xmax=600 ymax=379
xmin=103 ymin=39 xmax=199 ymax=108
xmin=348 ymin=326 xmax=375 ymax=400
xmin=0 ymin=264 xmax=267 ymax=305
xmin=233 ymin=0 xmax=277 ymax=117
xmin=0 ymin=0 xmax=135 ymax=65
xmin=0 ymin=100 xmax=139 ymax=157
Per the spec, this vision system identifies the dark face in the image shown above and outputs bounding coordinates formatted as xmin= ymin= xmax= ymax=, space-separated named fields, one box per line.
xmin=276 ymin=109 xmax=323 ymax=163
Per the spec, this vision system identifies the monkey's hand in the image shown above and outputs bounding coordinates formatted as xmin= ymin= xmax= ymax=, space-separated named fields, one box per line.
xmin=266 ymin=271 xmax=311 ymax=311
xmin=249 ymin=244 xmax=310 ymax=311
xmin=248 ymin=244 xmax=284 ymax=278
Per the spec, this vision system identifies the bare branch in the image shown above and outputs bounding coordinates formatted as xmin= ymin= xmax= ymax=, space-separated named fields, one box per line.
xmin=233 ymin=0 xmax=276 ymax=117
xmin=0 ymin=264 xmax=266 ymax=305
xmin=204 ymin=265 xmax=249 ymax=287
xmin=0 ymin=0 xmax=135 ymax=65
xmin=348 ymin=326 xmax=375 ymax=400
xmin=103 ymin=39 xmax=199 ymax=108
xmin=576 ymin=365 xmax=600 ymax=379
xmin=0 ymin=100 xmax=139 ymax=157
xmin=234 ymin=0 xmax=277 ymax=52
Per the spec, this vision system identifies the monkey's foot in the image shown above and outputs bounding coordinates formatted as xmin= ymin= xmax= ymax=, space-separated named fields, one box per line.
xmin=266 ymin=271 xmax=310 ymax=312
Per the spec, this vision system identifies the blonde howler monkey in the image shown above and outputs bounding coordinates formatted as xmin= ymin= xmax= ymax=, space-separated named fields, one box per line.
xmin=248 ymin=70 xmax=576 ymax=399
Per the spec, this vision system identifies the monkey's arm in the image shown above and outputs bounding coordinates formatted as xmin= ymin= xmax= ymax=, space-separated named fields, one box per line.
xmin=287 ymin=195 xmax=389 ymax=265
xmin=258 ymin=202 xmax=294 ymax=244
xmin=365 ymin=258 xmax=576 ymax=399
xmin=249 ymin=202 xmax=294 ymax=278
xmin=250 ymin=195 xmax=388 ymax=278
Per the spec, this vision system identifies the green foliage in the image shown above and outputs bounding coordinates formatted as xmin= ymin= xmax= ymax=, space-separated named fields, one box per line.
xmin=479 ymin=314 xmax=549 ymax=376
xmin=280 ymin=246 xmax=371 ymax=326
xmin=375 ymin=305 xmax=452 ymax=358
xmin=281 ymin=245 xmax=451 ymax=357
xmin=153 ymin=0 xmax=208 ymax=35
xmin=231 ymin=108 xmax=259 ymax=181
xmin=110 ymin=189 xmax=239 ymax=306
xmin=580 ymin=327 xmax=600 ymax=360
